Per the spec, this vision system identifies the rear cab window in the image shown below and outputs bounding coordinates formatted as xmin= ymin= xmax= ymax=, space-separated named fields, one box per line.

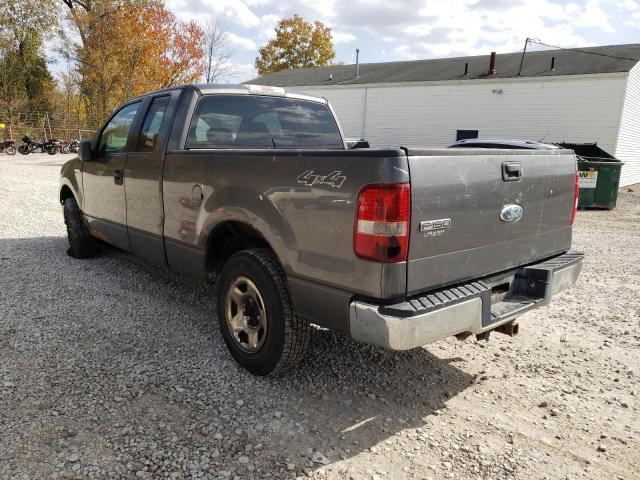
xmin=186 ymin=94 xmax=344 ymax=149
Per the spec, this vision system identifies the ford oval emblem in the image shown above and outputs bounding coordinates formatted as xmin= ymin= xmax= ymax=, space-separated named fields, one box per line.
xmin=500 ymin=204 xmax=524 ymax=223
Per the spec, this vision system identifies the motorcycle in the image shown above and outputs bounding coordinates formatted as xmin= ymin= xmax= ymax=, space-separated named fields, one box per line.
xmin=18 ymin=136 xmax=59 ymax=155
xmin=60 ymin=138 xmax=79 ymax=154
xmin=0 ymin=139 xmax=16 ymax=155
xmin=69 ymin=139 xmax=79 ymax=153
xmin=44 ymin=139 xmax=61 ymax=155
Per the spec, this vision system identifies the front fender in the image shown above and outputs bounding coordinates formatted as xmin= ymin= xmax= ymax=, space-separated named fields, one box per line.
xmin=59 ymin=158 xmax=83 ymax=207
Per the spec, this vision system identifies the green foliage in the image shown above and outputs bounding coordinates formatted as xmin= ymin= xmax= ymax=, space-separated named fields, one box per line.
xmin=0 ymin=0 xmax=56 ymax=111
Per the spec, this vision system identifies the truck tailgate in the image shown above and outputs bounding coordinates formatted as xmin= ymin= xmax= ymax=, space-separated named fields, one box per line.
xmin=405 ymin=148 xmax=576 ymax=295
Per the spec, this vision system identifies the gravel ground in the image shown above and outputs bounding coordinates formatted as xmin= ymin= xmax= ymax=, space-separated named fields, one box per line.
xmin=0 ymin=153 xmax=638 ymax=480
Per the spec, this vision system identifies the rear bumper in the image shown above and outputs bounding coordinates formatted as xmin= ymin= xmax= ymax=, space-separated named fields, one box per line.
xmin=349 ymin=251 xmax=584 ymax=350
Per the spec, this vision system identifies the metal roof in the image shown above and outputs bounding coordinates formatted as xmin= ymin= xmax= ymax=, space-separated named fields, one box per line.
xmin=248 ymin=43 xmax=640 ymax=87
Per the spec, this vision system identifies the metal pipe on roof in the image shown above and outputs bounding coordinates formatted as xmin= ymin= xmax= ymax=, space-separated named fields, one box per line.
xmin=489 ymin=52 xmax=496 ymax=75
xmin=356 ymin=49 xmax=360 ymax=78
xmin=517 ymin=37 xmax=530 ymax=76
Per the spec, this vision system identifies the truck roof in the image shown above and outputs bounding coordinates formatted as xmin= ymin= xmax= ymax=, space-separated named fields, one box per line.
xmin=127 ymin=84 xmax=328 ymax=105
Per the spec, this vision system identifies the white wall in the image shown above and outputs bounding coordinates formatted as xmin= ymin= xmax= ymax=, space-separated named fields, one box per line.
xmin=293 ymin=73 xmax=631 ymax=175
xmin=615 ymin=63 xmax=640 ymax=187
xmin=300 ymin=87 xmax=366 ymax=139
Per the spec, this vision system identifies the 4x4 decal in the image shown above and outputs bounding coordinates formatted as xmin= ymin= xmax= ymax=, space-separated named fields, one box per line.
xmin=296 ymin=169 xmax=346 ymax=189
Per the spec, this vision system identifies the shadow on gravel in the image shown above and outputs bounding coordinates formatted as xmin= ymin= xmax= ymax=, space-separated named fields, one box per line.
xmin=1 ymin=236 xmax=474 ymax=478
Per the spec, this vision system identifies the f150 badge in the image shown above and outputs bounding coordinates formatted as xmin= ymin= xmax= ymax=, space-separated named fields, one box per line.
xmin=500 ymin=204 xmax=524 ymax=223
xmin=297 ymin=170 xmax=346 ymax=188
xmin=420 ymin=218 xmax=451 ymax=237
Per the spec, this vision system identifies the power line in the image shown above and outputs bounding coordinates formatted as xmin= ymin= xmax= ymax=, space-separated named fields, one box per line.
xmin=529 ymin=39 xmax=640 ymax=63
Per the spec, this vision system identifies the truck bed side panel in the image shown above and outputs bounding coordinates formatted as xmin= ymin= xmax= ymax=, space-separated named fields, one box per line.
xmin=161 ymin=149 xmax=409 ymax=331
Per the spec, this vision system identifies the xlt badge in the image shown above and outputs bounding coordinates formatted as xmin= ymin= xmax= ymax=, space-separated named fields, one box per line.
xmin=420 ymin=218 xmax=451 ymax=236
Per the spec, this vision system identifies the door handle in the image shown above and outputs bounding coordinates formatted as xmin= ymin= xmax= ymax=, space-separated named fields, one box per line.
xmin=502 ymin=162 xmax=521 ymax=182
xmin=114 ymin=169 xmax=124 ymax=185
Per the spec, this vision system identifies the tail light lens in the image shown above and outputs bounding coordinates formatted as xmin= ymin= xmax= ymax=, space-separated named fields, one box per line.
xmin=571 ymin=171 xmax=579 ymax=225
xmin=354 ymin=183 xmax=410 ymax=262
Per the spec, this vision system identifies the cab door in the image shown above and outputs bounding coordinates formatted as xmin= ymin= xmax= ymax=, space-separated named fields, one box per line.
xmin=124 ymin=93 xmax=177 ymax=264
xmin=83 ymin=101 xmax=141 ymax=250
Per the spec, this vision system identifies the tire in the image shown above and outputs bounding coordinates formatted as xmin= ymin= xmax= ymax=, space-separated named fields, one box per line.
xmin=18 ymin=144 xmax=29 ymax=155
xmin=5 ymin=145 xmax=16 ymax=155
xmin=215 ymin=248 xmax=310 ymax=375
xmin=47 ymin=146 xmax=57 ymax=155
xmin=63 ymin=197 xmax=97 ymax=259
xmin=61 ymin=144 xmax=70 ymax=154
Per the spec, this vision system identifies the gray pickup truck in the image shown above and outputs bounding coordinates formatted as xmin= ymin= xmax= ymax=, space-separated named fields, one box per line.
xmin=59 ymin=84 xmax=583 ymax=375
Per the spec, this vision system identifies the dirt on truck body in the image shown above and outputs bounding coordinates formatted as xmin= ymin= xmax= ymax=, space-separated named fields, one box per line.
xmin=59 ymin=83 xmax=583 ymax=374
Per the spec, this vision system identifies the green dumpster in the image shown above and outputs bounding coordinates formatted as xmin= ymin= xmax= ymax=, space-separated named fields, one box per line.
xmin=557 ymin=143 xmax=623 ymax=210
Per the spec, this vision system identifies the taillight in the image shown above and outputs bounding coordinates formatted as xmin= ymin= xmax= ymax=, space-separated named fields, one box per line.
xmin=354 ymin=183 xmax=410 ymax=262
xmin=571 ymin=171 xmax=579 ymax=225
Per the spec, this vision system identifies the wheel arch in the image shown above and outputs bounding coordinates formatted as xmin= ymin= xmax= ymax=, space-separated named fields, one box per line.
xmin=203 ymin=220 xmax=279 ymax=275
xmin=59 ymin=184 xmax=75 ymax=204
xmin=59 ymin=158 xmax=83 ymax=207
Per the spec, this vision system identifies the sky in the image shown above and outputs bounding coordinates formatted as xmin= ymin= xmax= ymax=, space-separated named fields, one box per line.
xmin=53 ymin=0 xmax=640 ymax=82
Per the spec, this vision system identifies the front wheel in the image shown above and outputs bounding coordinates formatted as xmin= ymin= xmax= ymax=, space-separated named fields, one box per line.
xmin=215 ymin=248 xmax=310 ymax=375
xmin=4 ymin=145 xmax=16 ymax=155
xmin=18 ymin=145 xmax=29 ymax=155
xmin=63 ymin=197 xmax=97 ymax=259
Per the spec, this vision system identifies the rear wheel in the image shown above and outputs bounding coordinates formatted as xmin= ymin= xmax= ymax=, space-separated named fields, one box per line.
xmin=5 ymin=145 xmax=16 ymax=155
xmin=63 ymin=197 xmax=97 ymax=259
xmin=215 ymin=248 xmax=310 ymax=375
xmin=46 ymin=146 xmax=58 ymax=155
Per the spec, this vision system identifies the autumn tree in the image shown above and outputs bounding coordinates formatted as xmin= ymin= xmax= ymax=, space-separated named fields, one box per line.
xmin=62 ymin=0 xmax=204 ymax=123
xmin=255 ymin=15 xmax=336 ymax=76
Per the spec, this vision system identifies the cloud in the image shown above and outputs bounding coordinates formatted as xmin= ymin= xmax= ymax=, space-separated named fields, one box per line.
xmin=226 ymin=62 xmax=258 ymax=83
xmin=332 ymin=31 xmax=356 ymax=44
xmin=166 ymin=0 xmax=261 ymax=27
xmin=227 ymin=32 xmax=258 ymax=50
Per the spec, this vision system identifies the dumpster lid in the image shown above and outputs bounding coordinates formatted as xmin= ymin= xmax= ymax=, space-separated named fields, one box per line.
xmin=555 ymin=142 xmax=620 ymax=162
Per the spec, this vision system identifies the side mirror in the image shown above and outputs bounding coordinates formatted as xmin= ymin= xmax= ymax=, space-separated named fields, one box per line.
xmin=78 ymin=139 xmax=93 ymax=161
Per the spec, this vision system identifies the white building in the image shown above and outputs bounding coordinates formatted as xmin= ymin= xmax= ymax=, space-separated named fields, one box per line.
xmin=252 ymin=44 xmax=640 ymax=187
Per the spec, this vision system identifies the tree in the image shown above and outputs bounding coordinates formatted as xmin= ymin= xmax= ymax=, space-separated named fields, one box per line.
xmin=0 ymin=0 xmax=57 ymax=111
xmin=255 ymin=15 xmax=336 ymax=76
xmin=202 ymin=19 xmax=232 ymax=83
xmin=62 ymin=0 xmax=204 ymax=123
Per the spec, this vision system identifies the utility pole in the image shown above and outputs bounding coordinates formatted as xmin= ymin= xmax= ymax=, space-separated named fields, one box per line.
xmin=518 ymin=37 xmax=530 ymax=76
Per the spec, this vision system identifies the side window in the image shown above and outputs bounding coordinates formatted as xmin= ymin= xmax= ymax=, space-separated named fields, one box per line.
xmin=137 ymin=96 xmax=170 ymax=152
xmin=456 ymin=129 xmax=479 ymax=141
xmin=99 ymin=102 xmax=140 ymax=154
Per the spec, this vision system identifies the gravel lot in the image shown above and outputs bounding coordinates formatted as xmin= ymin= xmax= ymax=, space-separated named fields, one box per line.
xmin=0 ymin=153 xmax=638 ymax=480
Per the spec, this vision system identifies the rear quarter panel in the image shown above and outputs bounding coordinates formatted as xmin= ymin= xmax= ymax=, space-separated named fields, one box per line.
xmin=161 ymin=149 xmax=409 ymax=329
